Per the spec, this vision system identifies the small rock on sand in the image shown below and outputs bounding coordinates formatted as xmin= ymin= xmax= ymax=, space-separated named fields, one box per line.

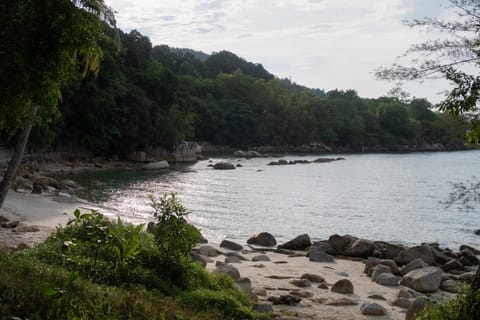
xmin=331 ymin=279 xmax=354 ymax=294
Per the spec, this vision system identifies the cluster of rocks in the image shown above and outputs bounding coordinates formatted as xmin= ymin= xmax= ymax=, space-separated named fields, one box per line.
xmin=11 ymin=173 xmax=80 ymax=195
xmin=267 ymin=157 xmax=345 ymax=166
xmin=189 ymin=232 xmax=479 ymax=319
xmin=233 ymin=150 xmax=264 ymax=158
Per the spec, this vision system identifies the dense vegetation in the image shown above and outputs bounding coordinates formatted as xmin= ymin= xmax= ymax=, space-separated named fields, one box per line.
xmin=0 ymin=195 xmax=267 ymax=320
xmin=19 ymin=24 xmax=468 ymax=155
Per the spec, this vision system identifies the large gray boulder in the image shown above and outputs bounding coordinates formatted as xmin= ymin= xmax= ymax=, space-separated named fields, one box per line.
xmin=405 ymin=297 xmax=428 ymax=320
xmin=331 ymin=279 xmax=354 ymax=294
xmin=220 ymin=240 xmax=243 ymax=251
xmin=278 ymin=233 xmax=311 ymax=250
xmin=396 ymin=245 xmax=435 ymax=266
xmin=247 ymin=232 xmax=277 ymax=247
xmin=373 ymin=241 xmax=406 ymax=259
xmin=328 ymin=234 xmax=355 ymax=254
xmin=371 ymin=264 xmax=392 ymax=281
xmin=213 ymin=265 xmax=241 ymax=281
xmin=360 ymin=302 xmax=386 ymax=316
xmin=375 ymin=273 xmax=402 ymax=286
xmin=402 ymin=267 xmax=443 ymax=292
xmin=213 ymin=162 xmax=236 ymax=170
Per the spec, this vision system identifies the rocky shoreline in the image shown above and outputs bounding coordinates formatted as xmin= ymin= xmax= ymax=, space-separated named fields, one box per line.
xmin=193 ymin=232 xmax=479 ymax=320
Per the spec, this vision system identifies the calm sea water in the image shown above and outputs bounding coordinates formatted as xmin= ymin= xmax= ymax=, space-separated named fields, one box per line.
xmin=72 ymin=151 xmax=480 ymax=250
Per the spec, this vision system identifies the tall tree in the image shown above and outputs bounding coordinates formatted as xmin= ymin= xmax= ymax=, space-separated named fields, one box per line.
xmin=0 ymin=0 xmax=113 ymax=209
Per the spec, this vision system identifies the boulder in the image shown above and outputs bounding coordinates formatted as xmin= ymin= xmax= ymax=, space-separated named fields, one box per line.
xmin=440 ymin=279 xmax=458 ymax=293
xmin=213 ymin=265 xmax=240 ymax=281
xmin=400 ymin=258 xmax=428 ymax=276
xmin=31 ymin=183 xmax=42 ymax=194
xmin=189 ymin=251 xmax=207 ymax=267
xmin=373 ymin=241 xmax=406 ymax=259
xmin=220 ymin=240 xmax=243 ymax=251
xmin=371 ymin=264 xmax=392 ymax=281
xmin=236 ymin=277 xmax=253 ymax=295
xmin=252 ymin=255 xmax=271 ymax=262
xmin=459 ymin=244 xmax=480 ymax=255
xmin=475 ymin=229 xmax=480 ymax=236
xmin=360 ymin=302 xmax=386 ymax=316
xmin=13 ymin=177 xmax=33 ymax=193
xmin=225 ymin=256 xmax=243 ymax=264
xmin=197 ymin=245 xmax=220 ymax=257
xmin=442 ymin=259 xmax=464 ymax=273
xmin=289 ymin=279 xmax=311 ymax=288
xmin=142 ymin=161 xmax=169 ymax=170
xmin=395 ymin=245 xmax=435 ymax=266
xmin=402 ymin=266 xmax=443 ymax=292
xmin=301 ymin=273 xmax=326 ymax=283
xmin=310 ymin=240 xmax=335 ymax=255
xmin=460 ymin=248 xmax=480 ymax=265
xmin=253 ymin=287 xmax=267 ymax=296
xmin=364 ymin=257 xmax=401 ymax=276
xmin=247 ymin=232 xmax=277 ymax=247
xmin=278 ymin=233 xmax=311 ymax=250
xmin=32 ymin=175 xmax=59 ymax=189
xmin=392 ymin=297 xmax=411 ymax=309
xmin=331 ymin=279 xmax=354 ymax=294
xmin=328 ymin=234 xmax=354 ymax=254
xmin=374 ymin=273 xmax=401 ymax=286
xmin=308 ymin=246 xmax=335 ymax=262
xmin=346 ymin=239 xmax=374 ymax=258
xmin=267 ymin=295 xmax=301 ymax=306
xmin=213 ymin=162 xmax=235 ymax=170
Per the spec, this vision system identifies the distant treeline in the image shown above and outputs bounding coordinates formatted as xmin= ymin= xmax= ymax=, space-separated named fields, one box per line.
xmin=25 ymin=25 xmax=468 ymax=154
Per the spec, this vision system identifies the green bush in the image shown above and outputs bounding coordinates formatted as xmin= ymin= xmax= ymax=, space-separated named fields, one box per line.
xmin=415 ymin=286 xmax=480 ymax=320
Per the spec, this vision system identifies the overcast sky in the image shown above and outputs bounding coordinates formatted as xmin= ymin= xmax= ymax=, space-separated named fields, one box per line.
xmin=104 ymin=0 xmax=454 ymax=103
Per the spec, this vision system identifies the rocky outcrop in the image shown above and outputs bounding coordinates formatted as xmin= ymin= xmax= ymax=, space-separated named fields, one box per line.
xmin=142 ymin=160 xmax=169 ymax=170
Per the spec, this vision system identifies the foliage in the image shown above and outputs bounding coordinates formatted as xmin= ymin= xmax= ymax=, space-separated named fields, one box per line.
xmin=414 ymin=286 xmax=480 ymax=320
xmin=150 ymin=193 xmax=200 ymax=263
xmin=375 ymin=0 xmax=480 ymax=142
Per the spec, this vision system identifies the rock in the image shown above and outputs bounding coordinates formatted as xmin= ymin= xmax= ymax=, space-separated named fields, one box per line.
xmin=220 ymin=240 xmax=243 ymax=251
xmin=318 ymin=283 xmax=329 ymax=289
xmin=301 ymin=273 xmax=325 ymax=283
xmin=459 ymin=244 xmax=480 ymax=255
xmin=336 ymin=271 xmax=349 ymax=277
xmin=236 ymin=277 xmax=253 ymax=295
xmin=310 ymin=240 xmax=335 ymax=255
xmin=215 ymin=261 xmax=227 ymax=267
xmin=197 ymin=245 xmax=220 ymax=257
xmin=325 ymin=298 xmax=358 ymax=306
xmin=213 ymin=162 xmax=235 ymax=170
xmin=274 ymin=248 xmax=296 ymax=255
xmin=402 ymin=266 xmax=443 ymax=292
xmin=31 ymin=183 xmax=42 ymax=194
xmin=392 ymin=297 xmax=411 ymax=309
xmin=400 ymin=258 xmax=428 ymax=276
xmin=198 ymin=233 xmax=208 ymax=244
xmin=375 ymin=273 xmax=402 ymax=286
xmin=308 ymin=246 xmax=335 ymax=262
xmin=364 ymin=257 xmax=401 ymax=276
xmin=224 ymin=252 xmax=248 ymax=261
xmin=254 ymin=303 xmax=274 ymax=313
xmin=247 ymin=232 xmax=277 ymax=247
xmin=289 ymin=279 xmax=311 ymax=288
xmin=13 ymin=177 xmax=33 ymax=193
xmin=32 ymin=175 xmax=59 ymax=189
xmin=328 ymin=234 xmax=353 ymax=254
xmin=432 ymin=248 xmax=451 ymax=265
xmin=442 ymin=259 xmax=464 ymax=273
xmin=253 ymin=287 xmax=267 ymax=296
xmin=440 ymin=279 xmax=458 ymax=293
xmin=236 ymin=164 xmax=242 ymax=167
xmin=278 ymin=233 xmax=311 ymax=250
xmin=371 ymin=264 xmax=392 ymax=282
xmin=346 ymin=239 xmax=374 ymax=258
xmin=267 ymin=295 xmax=301 ymax=306
xmin=360 ymin=302 xmax=386 ymax=316
xmin=475 ymin=229 xmax=480 ymax=236
xmin=460 ymin=248 xmax=480 ymax=265
xmin=405 ymin=297 xmax=427 ymax=320
xmin=396 ymin=245 xmax=435 ymax=266
xmin=373 ymin=241 xmax=406 ymax=259
xmin=190 ymin=251 xmax=207 ymax=267
xmin=252 ymin=254 xmax=271 ymax=262
xmin=290 ymin=290 xmax=313 ymax=299
xmin=14 ymin=224 xmax=40 ymax=232
xmin=213 ymin=265 xmax=241 ymax=281
xmin=143 ymin=161 xmax=169 ymax=170
xmin=458 ymin=271 xmax=476 ymax=283
xmin=313 ymin=157 xmax=336 ymax=163
xmin=368 ymin=294 xmax=386 ymax=300
xmin=225 ymin=256 xmax=243 ymax=264
xmin=398 ymin=288 xmax=415 ymax=299
xmin=59 ymin=179 xmax=80 ymax=189
xmin=331 ymin=279 xmax=354 ymax=294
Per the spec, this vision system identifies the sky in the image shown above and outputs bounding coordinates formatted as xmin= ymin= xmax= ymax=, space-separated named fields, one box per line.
xmin=104 ymin=0 xmax=455 ymax=104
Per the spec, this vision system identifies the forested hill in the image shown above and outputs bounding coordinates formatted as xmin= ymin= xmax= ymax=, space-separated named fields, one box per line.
xmin=27 ymin=26 xmax=468 ymax=155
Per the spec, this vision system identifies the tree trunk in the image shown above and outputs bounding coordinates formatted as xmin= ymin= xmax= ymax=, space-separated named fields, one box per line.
xmin=0 ymin=104 xmax=39 ymax=210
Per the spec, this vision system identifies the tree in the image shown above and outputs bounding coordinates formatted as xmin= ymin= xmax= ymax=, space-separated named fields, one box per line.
xmin=376 ymin=0 xmax=480 ymax=294
xmin=0 ymin=0 xmax=113 ymax=210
